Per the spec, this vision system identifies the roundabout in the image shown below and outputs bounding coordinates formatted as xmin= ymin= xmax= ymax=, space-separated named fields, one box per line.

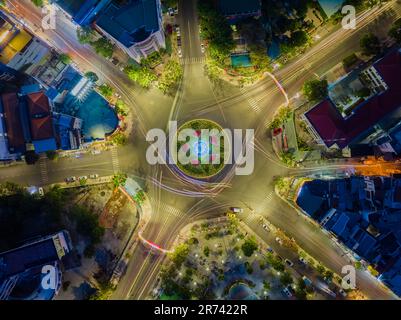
xmin=174 ymin=119 xmax=228 ymax=180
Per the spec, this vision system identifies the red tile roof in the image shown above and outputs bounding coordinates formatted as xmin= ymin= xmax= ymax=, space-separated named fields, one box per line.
xmin=26 ymin=92 xmax=54 ymax=141
xmin=305 ymin=49 xmax=401 ymax=148
xmin=1 ymin=93 xmax=25 ymax=151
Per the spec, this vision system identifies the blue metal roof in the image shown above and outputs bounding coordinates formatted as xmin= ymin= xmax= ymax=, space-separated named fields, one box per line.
xmin=33 ymin=138 xmax=57 ymax=153
xmin=96 ymin=0 xmax=160 ymax=47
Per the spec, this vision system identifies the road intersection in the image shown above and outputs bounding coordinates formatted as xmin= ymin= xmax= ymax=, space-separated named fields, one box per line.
xmin=3 ymin=0 xmax=401 ymax=300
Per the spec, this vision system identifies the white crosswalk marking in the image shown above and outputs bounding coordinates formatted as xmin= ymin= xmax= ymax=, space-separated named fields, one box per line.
xmin=241 ymin=88 xmax=262 ymax=113
xmin=265 ymin=191 xmax=274 ymax=202
xmin=181 ymin=56 xmax=206 ymax=65
xmin=39 ymin=156 xmax=48 ymax=184
xmin=157 ymin=202 xmax=183 ymax=218
xmin=111 ymin=147 xmax=120 ymax=173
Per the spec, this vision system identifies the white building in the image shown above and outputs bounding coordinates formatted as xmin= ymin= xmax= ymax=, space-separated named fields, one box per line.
xmin=95 ymin=0 xmax=165 ymax=63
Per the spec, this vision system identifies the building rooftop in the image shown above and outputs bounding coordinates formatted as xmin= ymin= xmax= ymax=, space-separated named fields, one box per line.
xmin=26 ymin=91 xmax=54 ymax=141
xmin=0 ymin=231 xmax=72 ymax=282
xmin=96 ymin=0 xmax=160 ymax=47
xmin=305 ymin=49 xmax=401 ymax=148
xmin=1 ymin=93 xmax=25 ymax=152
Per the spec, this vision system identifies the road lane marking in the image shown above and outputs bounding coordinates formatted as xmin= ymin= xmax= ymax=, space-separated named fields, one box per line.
xmin=39 ymin=156 xmax=49 ymax=184
xmin=111 ymin=147 xmax=120 ymax=173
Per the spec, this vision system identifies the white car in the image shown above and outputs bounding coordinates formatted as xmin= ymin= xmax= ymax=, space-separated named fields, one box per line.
xmin=38 ymin=187 xmax=44 ymax=197
xmin=201 ymin=43 xmax=205 ymax=53
xmin=230 ymin=207 xmax=244 ymax=213
xmin=65 ymin=177 xmax=76 ymax=183
xmin=285 ymin=259 xmax=294 ymax=267
xmin=175 ymin=26 xmax=180 ymax=37
xmin=177 ymin=47 xmax=182 ymax=58
xmin=262 ymin=224 xmax=270 ymax=232
xmin=282 ymin=286 xmax=293 ymax=298
xmin=275 ymin=237 xmax=283 ymax=245
xmin=91 ymin=150 xmax=101 ymax=155
xmin=78 ymin=176 xmax=88 ymax=181
xmin=89 ymin=174 xmax=99 ymax=179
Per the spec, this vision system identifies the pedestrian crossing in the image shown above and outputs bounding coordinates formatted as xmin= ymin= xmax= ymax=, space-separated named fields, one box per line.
xmin=241 ymin=88 xmax=262 ymax=113
xmin=39 ymin=156 xmax=48 ymax=184
xmin=157 ymin=202 xmax=183 ymax=218
xmin=181 ymin=56 xmax=205 ymax=65
xmin=111 ymin=147 xmax=120 ymax=174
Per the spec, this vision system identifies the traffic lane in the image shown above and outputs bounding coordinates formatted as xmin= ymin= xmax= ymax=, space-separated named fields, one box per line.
xmin=179 ymin=0 xmax=202 ymax=58
xmin=0 ymin=163 xmax=42 ymax=186
xmin=45 ymin=152 xmax=115 ymax=184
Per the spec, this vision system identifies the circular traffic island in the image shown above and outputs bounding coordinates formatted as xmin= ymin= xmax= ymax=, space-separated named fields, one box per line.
xmin=175 ymin=119 xmax=229 ymax=180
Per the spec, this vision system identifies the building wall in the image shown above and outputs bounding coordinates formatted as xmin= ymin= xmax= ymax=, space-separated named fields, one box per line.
xmin=94 ymin=0 xmax=165 ymax=63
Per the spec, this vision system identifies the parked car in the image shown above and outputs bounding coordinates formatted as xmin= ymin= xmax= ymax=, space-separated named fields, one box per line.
xmin=285 ymin=259 xmax=294 ymax=267
xmin=262 ymin=224 xmax=270 ymax=232
xmin=168 ymin=7 xmax=174 ymax=16
xmin=299 ymin=257 xmax=307 ymax=265
xmin=174 ymin=7 xmax=178 ymax=15
xmin=282 ymin=286 xmax=294 ymax=298
xmin=275 ymin=237 xmax=283 ymax=245
xmin=302 ymin=276 xmax=313 ymax=287
xmin=177 ymin=47 xmax=182 ymax=58
xmin=38 ymin=187 xmax=44 ymax=197
xmin=230 ymin=207 xmax=244 ymax=213
xmin=339 ymin=289 xmax=347 ymax=297
xmin=267 ymin=247 xmax=273 ymax=253
xmin=78 ymin=176 xmax=88 ymax=181
xmin=175 ymin=26 xmax=180 ymax=37
xmin=200 ymin=43 xmax=205 ymax=53
xmin=89 ymin=174 xmax=99 ymax=179
xmin=91 ymin=150 xmax=101 ymax=155
xmin=65 ymin=177 xmax=76 ymax=183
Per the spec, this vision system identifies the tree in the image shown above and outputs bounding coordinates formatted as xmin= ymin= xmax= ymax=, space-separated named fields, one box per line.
xmin=203 ymin=246 xmax=210 ymax=257
xmin=360 ymin=33 xmax=381 ymax=56
xmin=77 ymin=26 xmax=96 ymax=45
xmin=91 ymin=37 xmax=114 ymax=59
xmin=302 ymin=79 xmax=328 ymax=101
xmin=112 ymin=132 xmax=127 ymax=146
xmin=59 ymin=53 xmax=71 ymax=64
xmin=198 ymin=0 xmax=235 ymax=64
xmin=31 ymin=0 xmax=44 ymax=7
xmin=280 ymin=271 xmax=293 ymax=286
xmin=99 ymin=84 xmax=113 ymax=98
xmin=124 ymin=64 xmax=157 ymax=89
xmin=389 ymin=19 xmax=401 ymax=44
xmin=158 ymin=60 xmax=183 ymax=94
xmin=112 ymin=173 xmax=127 ymax=188
xmin=249 ymin=45 xmax=270 ymax=71
xmin=70 ymin=205 xmax=104 ymax=245
xmin=342 ymin=53 xmax=359 ymax=69
xmin=169 ymin=243 xmax=189 ymax=268
xmin=241 ymin=237 xmax=258 ymax=257
xmin=115 ymin=100 xmax=129 ymax=116
xmin=85 ymin=71 xmax=99 ymax=83
xmin=46 ymin=150 xmax=58 ymax=161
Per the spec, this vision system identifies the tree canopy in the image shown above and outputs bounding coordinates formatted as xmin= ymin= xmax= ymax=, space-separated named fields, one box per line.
xmin=302 ymin=79 xmax=328 ymax=102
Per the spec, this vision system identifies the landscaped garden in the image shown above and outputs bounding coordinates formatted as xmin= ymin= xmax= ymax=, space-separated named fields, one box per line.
xmin=175 ymin=119 xmax=228 ymax=179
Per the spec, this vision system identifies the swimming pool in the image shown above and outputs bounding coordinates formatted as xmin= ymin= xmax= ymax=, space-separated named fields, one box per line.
xmin=231 ymin=54 xmax=252 ymax=68
xmin=77 ymin=91 xmax=118 ymax=141
xmin=59 ymin=91 xmax=118 ymax=141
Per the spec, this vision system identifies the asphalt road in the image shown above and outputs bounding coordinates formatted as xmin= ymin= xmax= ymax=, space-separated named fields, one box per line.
xmin=3 ymin=0 xmax=401 ymax=300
